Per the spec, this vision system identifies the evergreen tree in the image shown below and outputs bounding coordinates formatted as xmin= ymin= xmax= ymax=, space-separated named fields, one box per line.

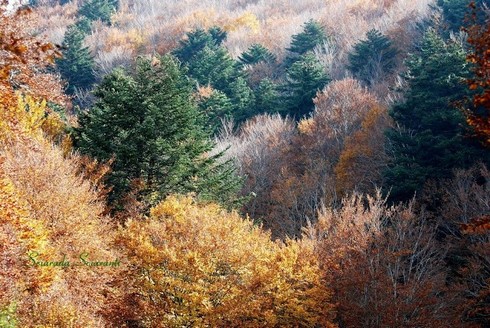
xmin=283 ymin=52 xmax=330 ymax=119
xmin=79 ymin=0 xmax=117 ymax=24
xmin=197 ymin=88 xmax=233 ymax=134
xmin=228 ymin=76 xmax=255 ymax=123
xmin=56 ymin=24 xmax=96 ymax=95
xmin=74 ymin=55 xmax=241 ymax=209
xmin=208 ymin=26 xmax=227 ymax=45
xmin=384 ymin=30 xmax=489 ymax=202
xmin=255 ymin=78 xmax=279 ymax=114
xmin=186 ymin=45 xmax=238 ymax=92
xmin=287 ymin=19 xmax=327 ymax=55
xmin=238 ymin=44 xmax=276 ymax=66
xmin=74 ymin=16 xmax=92 ymax=34
xmin=437 ymin=0 xmax=487 ymax=32
xmin=173 ymin=27 xmax=226 ymax=63
xmin=347 ymin=29 xmax=398 ymax=85
xmin=285 ymin=19 xmax=327 ymax=66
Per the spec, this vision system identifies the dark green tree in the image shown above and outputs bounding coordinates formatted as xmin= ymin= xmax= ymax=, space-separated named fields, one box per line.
xmin=287 ymin=19 xmax=327 ymax=55
xmin=384 ymin=29 xmax=488 ymax=202
xmin=74 ymin=55 xmax=241 ymax=209
xmin=283 ymin=52 xmax=330 ymax=119
xmin=186 ymin=45 xmax=238 ymax=92
xmin=347 ymin=29 xmax=398 ymax=85
xmin=56 ymin=24 xmax=96 ymax=95
xmin=437 ymin=0 xmax=487 ymax=32
xmin=79 ymin=0 xmax=117 ymax=24
xmin=228 ymin=76 xmax=255 ymax=123
xmin=285 ymin=20 xmax=327 ymax=66
xmin=197 ymin=88 xmax=233 ymax=134
xmin=74 ymin=16 xmax=92 ymax=34
xmin=238 ymin=44 xmax=276 ymax=66
xmin=254 ymin=78 xmax=279 ymax=114
xmin=173 ymin=27 xmax=226 ymax=63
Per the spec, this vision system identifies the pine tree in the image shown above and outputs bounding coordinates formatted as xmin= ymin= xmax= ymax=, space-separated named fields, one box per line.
xmin=384 ymin=29 xmax=489 ymax=202
xmin=347 ymin=29 xmax=398 ymax=86
xmin=283 ymin=52 xmax=330 ymax=119
xmin=238 ymin=43 xmax=276 ymax=66
xmin=255 ymin=78 xmax=279 ymax=114
xmin=79 ymin=0 xmax=117 ymax=24
xmin=228 ymin=76 xmax=255 ymax=123
xmin=285 ymin=19 xmax=327 ymax=66
xmin=186 ymin=45 xmax=238 ymax=92
xmin=287 ymin=19 xmax=327 ymax=56
xmin=196 ymin=88 xmax=233 ymax=134
xmin=437 ymin=0 xmax=487 ymax=32
xmin=173 ymin=27 xmax=226 ymax=63
xmin=56 ymin=24 xmax=96 ymax=95
xmin=74 ymin=55 xmax=241 ymax=209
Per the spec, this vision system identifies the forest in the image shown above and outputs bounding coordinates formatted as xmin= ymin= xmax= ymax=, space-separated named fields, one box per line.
xmin=0 ymin=0 xmax=489 ymax=326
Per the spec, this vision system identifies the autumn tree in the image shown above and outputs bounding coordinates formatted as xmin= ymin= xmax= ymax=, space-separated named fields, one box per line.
xmin=465 ymin=2 xmax=490 ymax=146
xmin=114 ymin=195 xmax=336 ymax=327
xmin=0 ymin=6 xmax=119 ymax=324
xmin=0 ymin=4 xmax=66 ymax=107
xmin=74 ymin=55 xmax=242 ymax=210
xmin=307 ymin=192 xmax=462 ymax=327
xmin=436 ymin=165 xmax=490 ymax=325
xmin=335 ymin=106 xmax=391 ymax=196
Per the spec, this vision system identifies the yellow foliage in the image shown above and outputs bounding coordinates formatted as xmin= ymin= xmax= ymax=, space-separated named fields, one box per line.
xmin=117 ymin=195 xmax=335 ymax=327
xmin=0 ymin=94 xmax=65 ymax=144
xmin=0 ymin=126 xmax=118 ymax=327
xmin=177 ymin=9 xmax=218 ymax=31
xmin=0 ymin=162 xmax=55 ymax=299
xmin=104 ymin=28 xmax=147 ymax=52
xmin=297 ymin=117 xmax=315 ymax=135
xmin=225 ymin=12 xmax=260 ymax=33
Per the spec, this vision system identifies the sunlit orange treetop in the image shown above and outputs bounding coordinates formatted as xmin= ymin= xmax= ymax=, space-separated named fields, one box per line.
xmin=0 ymin=0 xmax=66 ymax=106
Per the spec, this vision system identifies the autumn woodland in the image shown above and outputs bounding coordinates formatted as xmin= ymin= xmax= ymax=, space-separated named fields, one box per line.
xmin=0 ymin=0 xmax=489 ymax=326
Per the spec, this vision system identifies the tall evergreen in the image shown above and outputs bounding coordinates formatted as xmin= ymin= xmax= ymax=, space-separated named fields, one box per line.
xmin=283 ymin=52 xmax=330 ymax=119
xmin=384 ymin=29 xmax=489 ymax=202
xmin=56 ymin=24 xmax=96 ymax=95
xmin=74 ymin=55 xmax=241 ymax=209
xmin=286 ymin=19 xmax=327 ymax=65
xmin=347 ymin=29 xmax=398 ymax=85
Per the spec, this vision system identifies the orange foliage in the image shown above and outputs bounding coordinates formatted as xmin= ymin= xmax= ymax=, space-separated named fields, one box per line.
xmin=0 ymin=2 xmax=66 ymax=107
xmin=465 ymin=2 xmax=490 ymax=146
xmin=335 ymin=105 xmax=391 ymax=195
xmin=0 ymin=4 xmax=119 ymax=325
xmin=308 ymin=192 xmax=463 ymax=327
xmin=115 ymin=195 xmax=336 ymax=327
